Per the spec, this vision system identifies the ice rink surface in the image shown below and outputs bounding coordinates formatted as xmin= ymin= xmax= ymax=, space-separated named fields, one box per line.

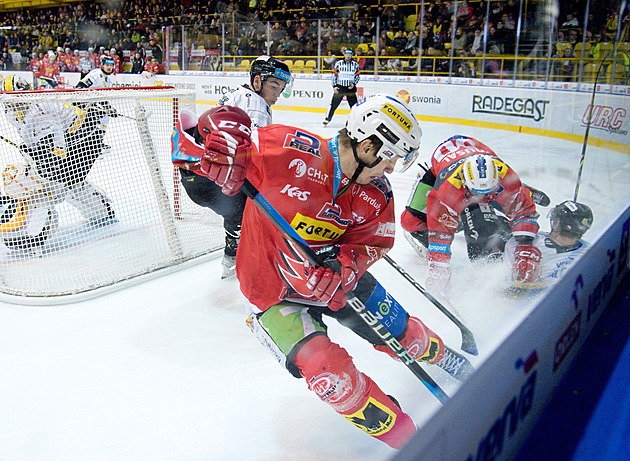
xmin=1 ymin=106 xmax=628 ymax=461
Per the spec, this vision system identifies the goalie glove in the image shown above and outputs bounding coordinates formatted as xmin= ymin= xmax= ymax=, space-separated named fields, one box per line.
xmin=197 ymin=106 xmax=252 ymax=195
xmin=305 ymin=246 xmax=359 ymax=311
xmin=512 ymin=244 xmax=542 ymax=286
xmin=88 ymin=101 xmax=118 ymax=118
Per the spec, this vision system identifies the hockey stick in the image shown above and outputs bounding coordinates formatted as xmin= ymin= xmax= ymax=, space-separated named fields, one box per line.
xmin=0 ymin=134 xmax=19 ymax=149
xmin=383 ymin=255 xmax=479 ymax=356
xmin=574 ymin=51 xmax=611 ymax=201
xmin=240 ymin=179 xmax=449 ymax=404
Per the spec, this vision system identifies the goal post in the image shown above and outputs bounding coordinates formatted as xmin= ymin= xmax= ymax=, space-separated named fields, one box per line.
xmin=0 ymin=86 xmax=224 ymax=304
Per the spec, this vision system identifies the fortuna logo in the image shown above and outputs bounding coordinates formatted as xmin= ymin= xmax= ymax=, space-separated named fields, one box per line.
xmin=317 ymin=202 xmax=352 ymax=226
xmin=280 ymin=184 xmax=310 ymax=201
xmin=381 ymin=103 xmax=412 ymax=132
xmin=283 ymin=130 xmax=321 ymax=157
xmin=291 ymin=213 xmax=346 ymax=241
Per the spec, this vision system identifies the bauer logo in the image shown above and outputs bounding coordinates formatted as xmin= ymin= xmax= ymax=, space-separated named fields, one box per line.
xmin=581 ymin=105 xmax=628 ymax=136
xmin=472 ymin=95 xmax=550 ymax=122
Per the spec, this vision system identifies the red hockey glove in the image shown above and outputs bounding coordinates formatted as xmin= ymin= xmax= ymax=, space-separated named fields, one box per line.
xmin=426 ymin=262 xmax=451 ymax=297
xmin=305 ymin=246 xmax=358 ymax=311
xmin=512 ymin=244 xmax=542 ymax=285
xmin=197 ymin=106 xmax=252 ymax=195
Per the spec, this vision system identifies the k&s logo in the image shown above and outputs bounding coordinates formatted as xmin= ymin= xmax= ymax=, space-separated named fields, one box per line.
xmin=281 ymin=184 xmax=310 ymax=201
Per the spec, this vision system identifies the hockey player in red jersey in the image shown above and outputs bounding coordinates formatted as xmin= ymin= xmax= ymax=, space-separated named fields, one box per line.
xmin=35 ymin=50 xmax=61 ymax=88
xmin=400 ymin=135 xmax=539 ymax=295
xmin=173 ymin=95 xmax=473 ymax=449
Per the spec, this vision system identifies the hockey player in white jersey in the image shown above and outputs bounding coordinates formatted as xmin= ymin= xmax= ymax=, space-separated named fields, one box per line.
xmin=75 ymin=55 xmax=116 ymax=89
xmin=176 ymin=56 xmax=292 ymax=278
xmin=0 ymin=75 xmax=115 ymax=253
xmin=505 ymin=200 xmax=593 ymax=291
xmin=217 ymin=55 xmax=292 ymax=128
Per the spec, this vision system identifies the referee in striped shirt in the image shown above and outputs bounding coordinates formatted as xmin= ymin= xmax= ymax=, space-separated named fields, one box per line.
xmin=323 ymin=48 xmax=360 ymax=125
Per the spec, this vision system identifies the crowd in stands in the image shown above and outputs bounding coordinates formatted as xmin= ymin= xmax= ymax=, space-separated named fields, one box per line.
xmin=0 ymin=0 xmax=627 ymax=81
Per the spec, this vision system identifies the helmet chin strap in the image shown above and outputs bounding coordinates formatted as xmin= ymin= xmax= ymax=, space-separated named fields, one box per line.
xmin=350 ymin=139 xmax=381 ymax=182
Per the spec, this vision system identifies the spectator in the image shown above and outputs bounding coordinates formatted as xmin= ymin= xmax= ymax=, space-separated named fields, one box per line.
xmin=405 ymin=30 xmax=419 ymax=55
xmin=392 ymin=29 xmax=408 ymax=55
xmin=131 ymin=51 xmax=145 ymax=74
xmin=134 ymin=41 xmax=146 ymax=60
xmin=403 ymin=47 xmax=419 ymax=73
xmin=323 ymin=50 xmax=337 ymax=69
xmin=561 ymin=13 xmax=580 ymax=29
xmin=148 ymin=39 xmax=163 ymax=64
xmin=0 ymin=51 xmax=15 ymax=71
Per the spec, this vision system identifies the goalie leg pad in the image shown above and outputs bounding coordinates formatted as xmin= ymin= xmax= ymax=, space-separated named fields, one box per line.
xmin=293 ymin=334 xmax=416 ymax=449
xmin=1 ymin=198 xmax=58 ymax=252
xmin=374 ymin=316 xmax=445 ymax=365
xmin=2 ymin=164 xmax=46 ymax=199
xmin=65 ymin=181 xmax=115 ymax=222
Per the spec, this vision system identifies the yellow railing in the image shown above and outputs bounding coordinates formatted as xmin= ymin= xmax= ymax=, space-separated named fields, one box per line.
xmin=187 ymin=53 xmax=628 ymax=85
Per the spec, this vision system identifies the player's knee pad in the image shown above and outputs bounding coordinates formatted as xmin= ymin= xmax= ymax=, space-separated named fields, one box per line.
xmin=400 ymin=208 xmax=427 ymax=234
xmin=246 ymin=302 xmax=328 ymax=379
xmin=293 ymin=334 xmax=367 ymax=413
xmin=374 ymin=316 xmax=444 ymax=365
xmin=295 ymin=335 xmax=417 ymax=449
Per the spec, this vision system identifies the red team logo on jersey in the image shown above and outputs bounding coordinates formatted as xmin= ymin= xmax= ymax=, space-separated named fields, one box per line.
xmin=284 ymin=130 xmax=321 ymax=157
xmin=317 ymin=201 xmax=352 ymax=227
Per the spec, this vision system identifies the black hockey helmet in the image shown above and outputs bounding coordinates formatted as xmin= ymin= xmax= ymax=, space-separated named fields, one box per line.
xmin=549 ymin=200 xmax=593 ymax=238
xmin=3 ymin=75 xmax=31 ymax=91
xmin=249 ymin=55 xmax=293 ymax=96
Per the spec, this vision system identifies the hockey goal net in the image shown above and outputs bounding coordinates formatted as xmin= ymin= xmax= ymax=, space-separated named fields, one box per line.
xmin=0 ymin=86 xmax=224 ymax=304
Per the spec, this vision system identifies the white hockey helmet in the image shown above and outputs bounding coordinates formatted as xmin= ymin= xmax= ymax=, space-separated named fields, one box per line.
xmin=346 ymin=94 xmax=421 ymax=172
xmin=461 ymin=154 xmax=500 ymax=194
xmin=56 ymin=46 xmax=63 ymax=53
xmin=47 ymin=50 xmax=56 ymax=61
xmin=3 ymin=74 xmax=31 ymax=91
